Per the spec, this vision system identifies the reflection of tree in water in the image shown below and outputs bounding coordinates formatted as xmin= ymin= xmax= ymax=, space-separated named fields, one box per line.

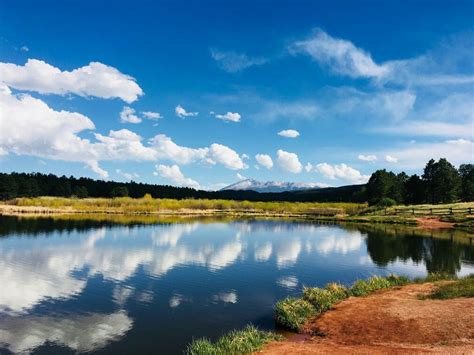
xmin=364 ymin=226 xmax=473 ymax=274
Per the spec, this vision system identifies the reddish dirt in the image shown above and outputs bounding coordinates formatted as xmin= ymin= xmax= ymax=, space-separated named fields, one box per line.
xmin=416 ymin=217 xmax=454 ymax=229
xmin=259 ymin=283 xmax=474 ymax=354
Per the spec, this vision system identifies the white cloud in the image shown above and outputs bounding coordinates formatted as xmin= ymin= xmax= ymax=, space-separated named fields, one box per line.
xmin=0 ymin=84 xmax=97 ymax=163
xmin=358 ymin=154 xmax=377 ymax=162
xmin=0 ymin=59 xmax=143 ymax=103
xmin=278 ymin=129 xmax=300 ymax=138
xmin=255 ymin=154 xmax=273 ymax=169
xmin=290 ymin=29 xmax=389 ymax=79
xmin=304 ymin=162 xmax=313 ymax=172
xmin=142 ymin=111 xmax=163 ymax=120
xmin=277 ymin=149 xmax=302 ymax=173
xmin=236 ymin=173 xmax=246 ymax=180
xmin=208 ymin=144 xmax=248 ymax=170
xmin=315 ymin=163 xmax=370 ymax=184
xmin=175 ymin=105 xmax=198 ymax=118
xmin=210 ymin=49 xmax=267 ymax=73
xmin=149 ymin=134 xmax=208 ymax=164
xmin=116 ymin=169 xmax=139 ymax=181
xmin=382 ymin=139 xmax=473 ymax=169
xmin=215 ymin=111 xmax=241 ymax=122
xmin=0 ymin=85 xmax=247 ymax=176
xmin=120 ymin=106 xmax=141 ymax=123
xmin=154 ymin=164 xmax=201 ymax=189
xmin=20 ymin=46 xmax=29 ymax=52
xmin=384 ymin=155 xmax=398 ymax=163
xmin=377 ymin=121 xmax=473 ymax=138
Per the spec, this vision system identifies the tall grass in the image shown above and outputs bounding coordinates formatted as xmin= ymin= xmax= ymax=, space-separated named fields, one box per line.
xmin=186 ymin=325 xmax=283 ymax=355
xmin=11 ymin=196 xmax=366 ymax=215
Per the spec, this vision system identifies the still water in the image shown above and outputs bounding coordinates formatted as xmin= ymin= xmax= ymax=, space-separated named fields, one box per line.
xmin=0 ymin=216 xmax=473 ymax=354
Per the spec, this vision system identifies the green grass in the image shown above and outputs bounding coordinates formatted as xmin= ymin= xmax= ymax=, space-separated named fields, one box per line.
xmin=425 ymin=275 xmax=474 ymax=299
xmin=275 ymin=274 xmax=411 ymax=331
xmin=274 ymin=297 xmax=317 ymax=331
xmin=186 ymin=325 xmax=283 ymax=355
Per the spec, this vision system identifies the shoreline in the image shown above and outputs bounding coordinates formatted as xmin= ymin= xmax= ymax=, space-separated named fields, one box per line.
xmin=1 ymin=203 xmax=472 ymax=231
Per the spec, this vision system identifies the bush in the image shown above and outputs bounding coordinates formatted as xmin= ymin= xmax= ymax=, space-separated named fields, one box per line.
xmin=274 ymin=298 xmax=316 ymax=331
xmin=186 ymin=325 xmax=282 ymax=355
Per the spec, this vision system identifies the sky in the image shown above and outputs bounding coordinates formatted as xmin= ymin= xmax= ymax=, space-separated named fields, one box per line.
xmin=0 ymin=0 xmax=473 ymax=190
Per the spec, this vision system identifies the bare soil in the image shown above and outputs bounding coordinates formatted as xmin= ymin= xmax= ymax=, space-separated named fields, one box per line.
xmin=260 ymin=283 xmax=474 ymax=354
xmin=416 ymin=217 xmax=455 ymax=229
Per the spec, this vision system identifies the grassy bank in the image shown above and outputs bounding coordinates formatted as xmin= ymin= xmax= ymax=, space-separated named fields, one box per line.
xmin=274 ymin=273 xmax=473 ymax=332
xmin=185 ymin=274 xmax=473 ymax=354
xmin=275 ymin=275 xmax=410 ymax=331
xmin=186 ymin=325 xmax=283 ymax=355
xmin=3 ymin=196 xmax=365 ymax=215
xmin=1 ymin=197 xmax=473 ymax=230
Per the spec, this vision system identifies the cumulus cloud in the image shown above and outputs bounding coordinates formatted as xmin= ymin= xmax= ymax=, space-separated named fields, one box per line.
xmin=0 ymin=59 xmax=143 ymax=102
xmin=210 ymin=49 xmax=267 ymax=73
xmin=384 ymin=155 xmax=398 ymax=163
xmin=119 ymin=106 xmax=141 ymax=123
xmin=276 ymin=149 xmax=302 ymax=173
xmin=208 ymin=144 xmax=248 ymax=170
xmin=215 ymin=111 xmax=241 ymax=122
xmin=290 ymin=29 xmax=389 ymax=79
xmin=358 ymin=154 xmax=377 ymax=162
xmin=0 ymin=85 xmax=247 ymax=176
xmin=142 ymin=111 xmax=163 ymax=120
xmin=278 ymin=129 xmax=300 ymax=138
xmin=314 ymin=163 xmax=369 ymax=184
xmin=175 ymin=105 xmax=198 ymax=118
xmin=154 ymin=164 xmax=200 ymax=189
xmin=255 ymin=154 xmax=273 ymax=169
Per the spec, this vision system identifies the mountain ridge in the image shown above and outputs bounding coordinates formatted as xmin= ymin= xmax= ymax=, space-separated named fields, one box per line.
xmin=220 ymin=179 xmax=328 ymax=193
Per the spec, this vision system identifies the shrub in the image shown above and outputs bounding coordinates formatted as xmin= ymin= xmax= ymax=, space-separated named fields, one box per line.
xmin=385 ymin=274 xmax=410 ymax=286
xmin=274 ymin=297 xmax=316 ymax=331
xmin=186 ymin=325 xmax=282 ymax=355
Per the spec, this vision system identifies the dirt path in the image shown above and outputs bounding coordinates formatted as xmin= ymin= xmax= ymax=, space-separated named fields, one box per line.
xmin=260 ymin=283 xmax=474 ymax=354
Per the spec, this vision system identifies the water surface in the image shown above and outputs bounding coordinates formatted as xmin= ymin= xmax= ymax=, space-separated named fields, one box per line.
xmin=0 ymin=216 xmax=472 ymax=354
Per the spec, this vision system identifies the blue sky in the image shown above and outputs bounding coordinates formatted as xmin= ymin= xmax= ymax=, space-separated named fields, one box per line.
xmin=0 ymin=0 xmax=473 ymax=189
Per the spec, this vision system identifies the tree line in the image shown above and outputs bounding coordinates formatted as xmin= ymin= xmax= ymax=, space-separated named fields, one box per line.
xmin=365 ymin=159 xmax=473 ymax=206
xmin=0 ymin=158 xmax=472 ymax=204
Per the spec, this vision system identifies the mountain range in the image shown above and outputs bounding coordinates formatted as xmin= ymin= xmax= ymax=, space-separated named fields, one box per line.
xmin=220 ymin=179 xmax=327 ymax=193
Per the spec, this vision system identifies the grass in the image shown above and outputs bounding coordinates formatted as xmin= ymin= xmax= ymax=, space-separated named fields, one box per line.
xmin=186 ymin=325 xmax=283 ymax=355
xmin=275 ymin=274 xmax=411 ymax=332
xmin=274 ymin=298 xmax=317 ymax=331
xmin=8 ymin=196 xmax=365 ymax=216
xmin=425 ymin=274 xmax=474 ymax=299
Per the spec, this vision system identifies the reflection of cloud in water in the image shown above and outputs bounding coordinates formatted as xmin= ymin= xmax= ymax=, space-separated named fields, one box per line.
xmin=0 ymin=311 xmax=132 ymax=354
xmin=212 ymin=291 xmax=237 ymax=304
xmin=254 ymin=242 xmax=272 ymax=262
xmin=317 ymin=230 xmax=363 ymax=255
xmin=169 ymin=294 xmax=185 ymax=308
xmin=276 ymin=239 xmax=302 ymax=268
xmin=277 ymin=276 xmax=298 ymax=289
xmin=0 ymin=221 xmax=364 ymax=314
xmin=113 ymin=285 xmax=134 ymax=307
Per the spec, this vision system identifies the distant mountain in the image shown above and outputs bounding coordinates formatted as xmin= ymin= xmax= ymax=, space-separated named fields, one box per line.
xmin=220 ymin=179 xmax=325 ymax=193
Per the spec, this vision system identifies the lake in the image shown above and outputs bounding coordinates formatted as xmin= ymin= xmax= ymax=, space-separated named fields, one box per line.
xmin=0 ymin=216 xmax=473 ymax=354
